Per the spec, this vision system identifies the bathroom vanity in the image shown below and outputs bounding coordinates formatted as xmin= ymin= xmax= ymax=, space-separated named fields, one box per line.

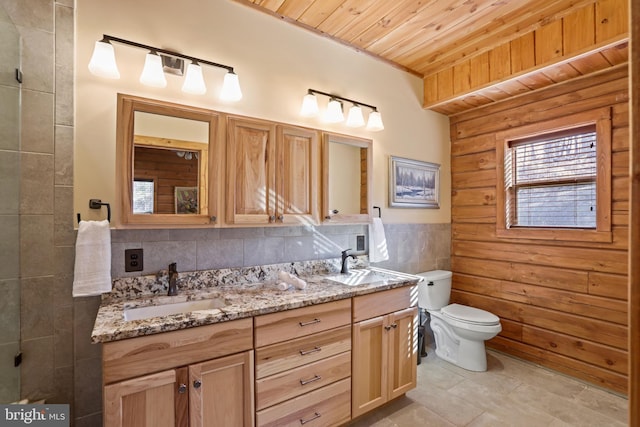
xmin=93 ymin=261 xmax=420 ymax=426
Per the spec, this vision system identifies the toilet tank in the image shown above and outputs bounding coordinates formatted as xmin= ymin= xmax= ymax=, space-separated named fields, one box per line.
xmin=416 ymin=270 xmax=453 ymax=310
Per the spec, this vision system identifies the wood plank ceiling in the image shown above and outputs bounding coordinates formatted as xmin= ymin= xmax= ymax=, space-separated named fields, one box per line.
xmin=232 ymin=0 xmax=629 ymax=115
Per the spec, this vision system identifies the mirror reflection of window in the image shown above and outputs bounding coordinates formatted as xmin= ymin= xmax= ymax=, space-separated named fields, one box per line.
xmin=133 ymin=179 xmax=154 ymax=214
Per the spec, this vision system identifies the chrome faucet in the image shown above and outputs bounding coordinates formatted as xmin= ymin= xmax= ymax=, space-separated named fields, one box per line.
xmin=341 ymin=249 xmax=357 ymax=274
xmin=167 ymin=262 xmax=179 ymax=296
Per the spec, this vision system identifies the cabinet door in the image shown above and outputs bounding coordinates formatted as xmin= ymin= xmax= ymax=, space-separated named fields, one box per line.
xmin=388 ymin=307 xmax=418 ymax=400
xmin=189 ymin=351 xmax=255 ymax=427
xmin=276 ymin=125 xmax=319 ymax=224
xmin=351 ymin=315 xmax=387 ymax=418
xmin=227 ymin=117 xmax=276 ymax=224
xmin=104 ymin=369 xmax=182 ymax=427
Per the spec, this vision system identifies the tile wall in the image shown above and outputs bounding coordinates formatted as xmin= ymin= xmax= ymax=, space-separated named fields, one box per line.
xmin=0 ymin=0 xmax=77 ymax=418
xmin=110 ymin=223 xmax=451 ymax=279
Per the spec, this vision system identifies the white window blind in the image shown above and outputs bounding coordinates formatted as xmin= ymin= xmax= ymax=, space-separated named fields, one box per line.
xmin=505 ymin=125 xmax=597 ymax=229
xmin=133 ymin=179 xmax=155 ymax=214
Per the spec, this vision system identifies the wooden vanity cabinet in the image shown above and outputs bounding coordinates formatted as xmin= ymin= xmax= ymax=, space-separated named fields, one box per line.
xmin=226 ymin=116 xmax=319 ymax=226
xmin=351 ymin=287 xmax=418 ymax=419
xmin=254 ymin=299 xmax=352 ymax=427
xmin=102 ymin=319 xmax=254 ymax=427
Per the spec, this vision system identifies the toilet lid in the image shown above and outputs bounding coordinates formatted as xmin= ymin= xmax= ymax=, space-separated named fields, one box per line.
xmin=441 ymin=304 xmax=500 ymax=326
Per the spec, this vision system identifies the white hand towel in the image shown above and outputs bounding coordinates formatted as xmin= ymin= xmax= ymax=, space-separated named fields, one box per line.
xmin=368 ymin=217 xmax=389 ymax=263
xmin=73 ymin=220 xmax=112 ymax=297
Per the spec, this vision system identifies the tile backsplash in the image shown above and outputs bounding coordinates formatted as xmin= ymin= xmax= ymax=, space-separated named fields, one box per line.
xmin=110 ymin=222 xmax=451 ymax=279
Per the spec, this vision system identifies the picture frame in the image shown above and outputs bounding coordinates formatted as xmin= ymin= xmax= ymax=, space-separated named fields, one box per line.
xmin=174 ymin=186 xmax=198 ymax=214
xmin=389 ymin=156 xmax=440 ymax=208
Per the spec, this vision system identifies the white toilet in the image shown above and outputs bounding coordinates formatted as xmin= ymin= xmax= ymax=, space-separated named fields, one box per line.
xmin=417 ymin=270 xmax=501 ymax=372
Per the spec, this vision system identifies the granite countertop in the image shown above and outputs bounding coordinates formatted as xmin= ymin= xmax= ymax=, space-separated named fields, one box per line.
xmin=91 ymin=265 xmax=422 ymax=344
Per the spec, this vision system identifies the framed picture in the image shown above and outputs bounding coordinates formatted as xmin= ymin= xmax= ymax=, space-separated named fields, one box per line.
xmin=389 ymin=156 xmax=440 ymax=208
xmin=174 ymin=186 xmax=198 ymax=214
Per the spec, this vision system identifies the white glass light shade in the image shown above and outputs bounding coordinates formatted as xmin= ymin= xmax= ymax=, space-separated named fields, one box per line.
xmin=181 ymin=62 xmax=206 ymax=95
xmin=139 ymin=52 xmax=167 ymax=88
xmin=88 ymin=40 xmax=120 ymax=79
xmin=300 ymin=94 xmax=319 ymax=117
xmin=346 ymin=105 xmax=365 ymax=127
xmin=220 ymin=71 xmax=243 ymax=101
xmin=324 ymin=99 xmax=344 ymax=123
xmin=366 ymin=110 xmax=384 ymax=131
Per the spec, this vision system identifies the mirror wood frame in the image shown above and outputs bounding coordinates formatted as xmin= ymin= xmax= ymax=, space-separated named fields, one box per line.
xmin=116 ymin=93 xmax=220 ymax=226
xmin=321 ymin=132 xmax=373 ymax=223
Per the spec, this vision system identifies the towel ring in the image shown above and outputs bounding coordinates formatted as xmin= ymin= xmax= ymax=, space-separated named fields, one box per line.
xmin=77 ymin=199 xmax=111 ymax=224
xmin=373 ymin=206 xmax=381 ymax=218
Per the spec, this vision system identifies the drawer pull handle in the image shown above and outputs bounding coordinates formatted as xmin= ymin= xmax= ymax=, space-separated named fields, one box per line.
xmin=299 ymin=346 xmax=321 ymax=356
xmin=300 ymin=375 xmax=322 ymax=385
xmin=300 ymin=412 xmax=321 ymax=425
xmin=299 ymin=318 xmax=321 ymax=327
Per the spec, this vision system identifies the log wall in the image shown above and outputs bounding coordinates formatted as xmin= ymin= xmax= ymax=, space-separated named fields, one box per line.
xmin=449 ymin=65 xmax=629 ymax=393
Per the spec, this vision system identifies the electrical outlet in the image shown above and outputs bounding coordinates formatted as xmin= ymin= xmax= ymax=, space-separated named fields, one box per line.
xmin=356 ymin=235 xmax=365 ymax=251
xmin=125 ymin=248 xmax=144 ymax=272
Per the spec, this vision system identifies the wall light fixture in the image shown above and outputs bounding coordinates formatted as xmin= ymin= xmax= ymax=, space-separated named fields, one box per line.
xmin=88 ymin=34 xmax=242 ymax=101
xmin=300 ymin=89 xmax=384 ymax=131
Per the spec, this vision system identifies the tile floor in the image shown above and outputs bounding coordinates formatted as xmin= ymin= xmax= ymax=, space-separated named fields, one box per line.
xmin=348 ymin=346 xmax=629 ymax=426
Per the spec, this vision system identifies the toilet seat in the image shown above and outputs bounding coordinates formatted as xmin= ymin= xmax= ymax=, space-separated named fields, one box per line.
xmin=441 ymin=303 xmax=500 ymax=326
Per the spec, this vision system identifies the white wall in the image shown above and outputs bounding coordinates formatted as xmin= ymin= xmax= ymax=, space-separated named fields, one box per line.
xmin=75 ymin=0 xmax=451 ymax=224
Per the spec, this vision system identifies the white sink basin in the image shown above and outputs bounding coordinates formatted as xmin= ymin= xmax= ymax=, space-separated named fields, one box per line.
xmin=124 ymin=298 xmax=227 ymax=321
xmin=325 ymin=269 xmax=388 ymax=286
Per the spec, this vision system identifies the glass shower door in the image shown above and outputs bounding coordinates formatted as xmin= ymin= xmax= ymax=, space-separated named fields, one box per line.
xmin=0 ymin=4 xmax=21 ymax=403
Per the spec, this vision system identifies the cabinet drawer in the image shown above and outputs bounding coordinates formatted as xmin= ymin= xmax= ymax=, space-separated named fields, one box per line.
xmin=103 ymin=318 xmax=253 ymax=384
xmin=255 ymin=325 xmax=351 ymax=379
xmin=256 ymin=351 xmax=351 ymax=410
xmin=254 ymin=299 xmax=351 ymax=347
xmin=353 ymin=286 xmax=416 ymax=323
xmin=256 ymin=378 xmax=351 ymax=427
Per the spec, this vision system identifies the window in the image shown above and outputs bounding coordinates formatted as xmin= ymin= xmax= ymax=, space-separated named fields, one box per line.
xmin=133 ymin=179 xmax=155 ymax=214
xmin=496 ymin=108 xmax=612 ymax=242
xmin=506 ymin=126 xmax=596 ymax=229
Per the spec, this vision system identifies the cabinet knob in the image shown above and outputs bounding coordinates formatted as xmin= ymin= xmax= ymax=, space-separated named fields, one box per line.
xmin=178 ymin=384 xmax=187 ymax=394
xmin=269 ymin=215 xmax=276 ymax=222
xmin=391 ymin=323 xmax=398 ymax=329
xmin=210 ymin=215 xmax=217 ymax=223
xmin=193 ymin=379 xmax=202 ymax=389
xmin=384 ymin=325 xmax=392 ymax=331
xmin=277 ymin=214 xmax=284 ymax=222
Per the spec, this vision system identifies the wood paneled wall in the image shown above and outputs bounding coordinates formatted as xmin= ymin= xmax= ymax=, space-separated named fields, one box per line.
xmin=450 ymin=65 xmax=629 ymax=393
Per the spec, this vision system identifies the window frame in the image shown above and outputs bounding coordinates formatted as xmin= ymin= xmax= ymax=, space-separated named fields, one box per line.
xmin=495 ymin=108 xmax=612 ymax=243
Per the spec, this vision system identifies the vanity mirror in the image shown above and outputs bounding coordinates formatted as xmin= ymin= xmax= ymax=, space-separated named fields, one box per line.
xmin=116 ymin=94 xmax=219 ymax=226
xmin=322 ymin=132 xmax=372 ymax=223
